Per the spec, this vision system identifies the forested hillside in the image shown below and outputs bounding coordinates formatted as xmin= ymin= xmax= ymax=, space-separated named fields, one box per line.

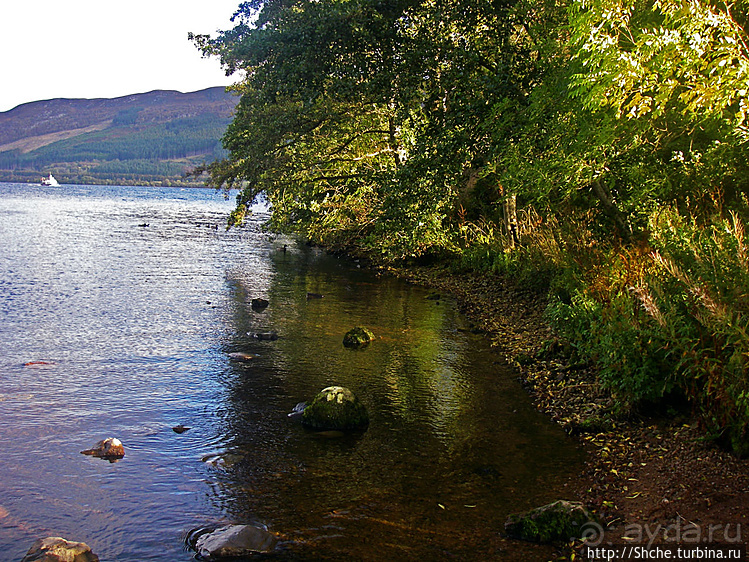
xmin=0 ymin=87 xmax=238 ymax=185
xmin=196 ymin=0 xmax=749 ymax=455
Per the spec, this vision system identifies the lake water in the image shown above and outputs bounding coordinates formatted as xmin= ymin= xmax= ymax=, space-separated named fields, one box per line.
xmin=0 ymin=183 xmax=582 ymax=561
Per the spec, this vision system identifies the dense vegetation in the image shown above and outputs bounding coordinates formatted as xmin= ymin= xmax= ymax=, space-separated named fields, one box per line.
xmin=196 ymin=0 xmax=749 ymax=455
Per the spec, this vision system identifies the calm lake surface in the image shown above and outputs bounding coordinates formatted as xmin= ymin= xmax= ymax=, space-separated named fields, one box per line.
xmin=0 ymin=183 xmax=582 ymax=561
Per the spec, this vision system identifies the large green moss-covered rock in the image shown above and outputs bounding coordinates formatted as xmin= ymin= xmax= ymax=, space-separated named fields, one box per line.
xmin=301 ymin=386 xmax=369 ymax=430
xmin=343 ymin=326 xmax=374 ymax=348
xmin=504 ymin=500 xmax=597 ymax=543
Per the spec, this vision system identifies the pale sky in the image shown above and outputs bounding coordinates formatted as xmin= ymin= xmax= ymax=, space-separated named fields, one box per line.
xmin=0 ymin=1 xmax=244 ymax=112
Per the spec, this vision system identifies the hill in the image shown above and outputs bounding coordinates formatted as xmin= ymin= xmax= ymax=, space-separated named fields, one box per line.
xmin=0 ymin=87 xmax=239 ymax=186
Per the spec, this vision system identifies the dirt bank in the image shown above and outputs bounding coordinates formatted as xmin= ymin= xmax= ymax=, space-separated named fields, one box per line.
xmin=390 ymin=263 xmax=749 ymax=558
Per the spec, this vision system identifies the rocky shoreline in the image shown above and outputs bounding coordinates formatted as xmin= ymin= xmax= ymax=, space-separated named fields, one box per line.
xmin=389 ymin=263 xmax=749 ymax=557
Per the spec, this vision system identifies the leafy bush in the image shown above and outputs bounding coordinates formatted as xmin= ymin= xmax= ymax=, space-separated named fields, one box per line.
xmin=545 ymin=275 xmax=675 ymax=410
xmin=543 ymin=207 xmax=749 ymax=455
xmin=644 ymin=210 xmax=749 ymax=455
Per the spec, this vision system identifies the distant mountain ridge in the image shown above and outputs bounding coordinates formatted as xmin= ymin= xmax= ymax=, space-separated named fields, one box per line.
xmin=0 ymin=87 xmax=239 ymax=186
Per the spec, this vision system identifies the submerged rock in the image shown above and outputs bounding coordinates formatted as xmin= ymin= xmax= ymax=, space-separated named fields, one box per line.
xmin=202 ymin=452 xmax=243 ymax=470
xmin=301 ymin=386 xmax=369 ymax=430
xmin=311 ymin=430 xmax=346 ymax=439
xmin=504 ymin=500 xmax=597 ymax=543
xmin=194 ymin=524 xmax=278 ymax=559
xmin=342 ymin=326 xmax=374 ymax=348
xmin=80 ymin=437 xmax=124 ymax=460
xmin=252 ymin=332 xmax=279 ymax=341
xmin=21 ymin=536 xmax=99 ymax=562
xmin=228 ymin=352 xmax=256 ymax=362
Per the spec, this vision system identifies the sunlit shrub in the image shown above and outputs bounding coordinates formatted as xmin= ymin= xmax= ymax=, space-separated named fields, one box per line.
xmin=643 ymin=210 xmax=749 ymax=455
xmin=545 ymin=246 xmax=676 ymax=410
xmin=545 ymin=206 xmax=749 ymax=455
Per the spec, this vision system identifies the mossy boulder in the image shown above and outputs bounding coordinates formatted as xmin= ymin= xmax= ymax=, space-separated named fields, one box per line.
xmin=504 ymin=500 xmax=597 ymax=543
xmin=301 ymin=386 xmax=369 ymax=430
xmin=343 ymin=326 xmax=374 ymax=348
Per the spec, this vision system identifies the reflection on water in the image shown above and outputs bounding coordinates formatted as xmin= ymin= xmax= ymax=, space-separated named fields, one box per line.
xmin=0 ymin=183 xmax=581 ymax=561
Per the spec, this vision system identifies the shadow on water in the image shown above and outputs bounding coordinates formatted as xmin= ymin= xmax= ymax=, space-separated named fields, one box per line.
xmin=209 ymin=242 xmax=584 ymax=560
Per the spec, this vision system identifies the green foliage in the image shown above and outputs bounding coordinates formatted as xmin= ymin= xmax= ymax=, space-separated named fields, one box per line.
xmin=112 ymin=108 xmax=142 ymax=127
xmin=2 ymin=114 xmax=229 ymax=165
xmin=569 ymin=0 xmax=749 ymax=140
xmin=0 ymin=114 xmax=230 ymax=185
xmin=646 ymin=210 xmax=749 ymax=454
xmin=543 ymin=208 xmax=749 ymax=453
xmin=546 ymin=285 xmax=675 ymax=409
xmin=197 ymin=0 xmax=560 ymax=258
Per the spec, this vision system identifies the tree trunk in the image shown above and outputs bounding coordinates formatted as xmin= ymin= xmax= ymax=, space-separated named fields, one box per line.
xmin=503 ymin=193 xmax=519 ymax=249
xmin=388 ymin=115 xmax=401 ymax=167
xmin=590 ymin=178 xmax=631 ymax=240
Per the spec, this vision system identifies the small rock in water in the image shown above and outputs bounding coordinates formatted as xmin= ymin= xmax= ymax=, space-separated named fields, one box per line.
xmin=343 ymin=326 xmax=374 ymax=348
xmin=21 ymin=536 xmax=99 ymax=562
xmin=194 ymin=524 xmax=278 ymax=558
xmin=250 ymin=298 xmax=269 ymax=310
xmin=80 ymin=437 xmax=124 ymax=460
xmin=23 ymin=360 xmax=56 ymax=368
xmin=251 ymin=332 xmax=279 ymax=341
xmin=228 ymin=352 xmax=256 ymax=362
xmin=172 ymin=425 xmax=191 ymax=434
xmin=287 ymin=402 xmax=307 ymax=418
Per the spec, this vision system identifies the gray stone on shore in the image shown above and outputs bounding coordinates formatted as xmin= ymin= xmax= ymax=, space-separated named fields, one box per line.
xmin=301 ymin=386 xmax=369 ymax=430
xmin=195 ymin=524 xmax=278 ymax=559
xmin=21 ymin=537 xmax=99 ymax=562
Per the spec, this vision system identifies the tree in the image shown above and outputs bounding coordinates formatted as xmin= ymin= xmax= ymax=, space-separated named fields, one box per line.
xmin=194 ymin=0 xmax=565 ymax=257
xmin=565 ymin=0 xmax=749 ymax=220
xmin=192 ymin=0 xmax=414 ymax=248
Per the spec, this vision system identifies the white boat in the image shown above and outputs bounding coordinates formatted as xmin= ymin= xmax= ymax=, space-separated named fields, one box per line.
xmin=40 ymin=173 xmax=60 ymax=187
